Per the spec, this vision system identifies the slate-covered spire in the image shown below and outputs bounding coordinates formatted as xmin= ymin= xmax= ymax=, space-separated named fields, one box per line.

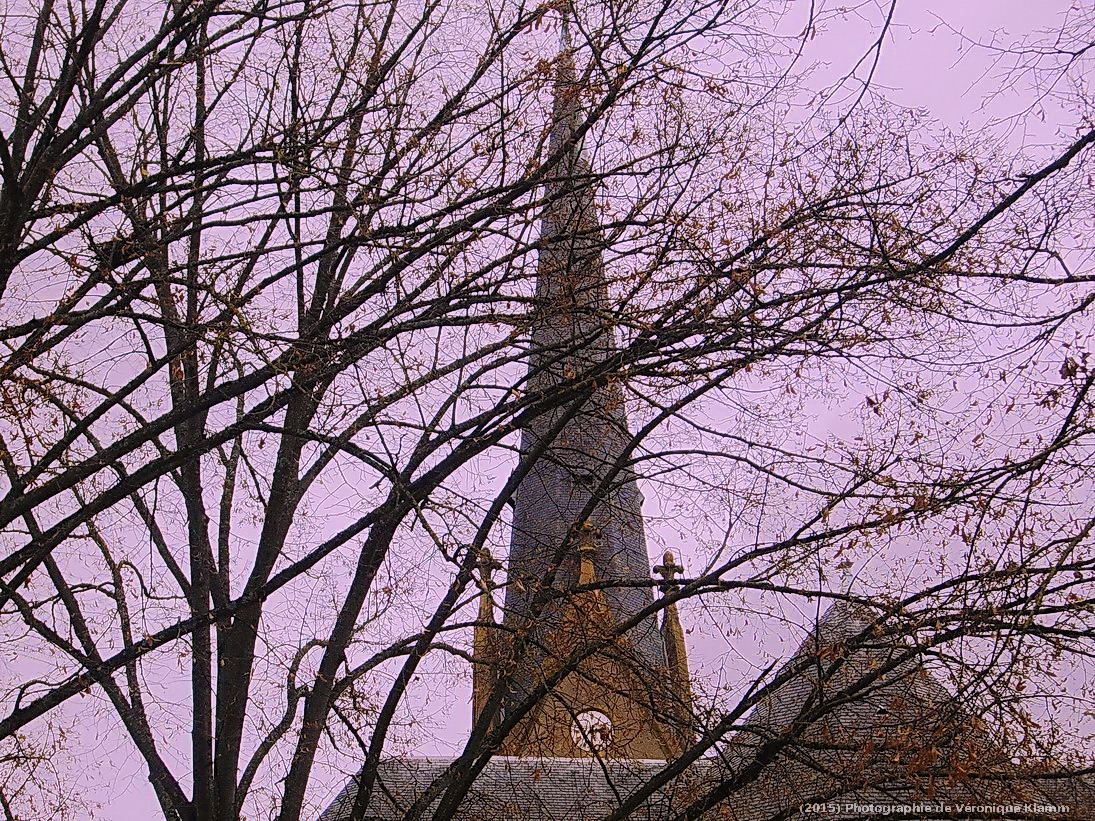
xmin=491 ymin=20 xmax=688 ymax=758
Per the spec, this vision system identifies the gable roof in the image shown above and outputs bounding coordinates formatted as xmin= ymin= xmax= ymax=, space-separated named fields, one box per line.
xmin=713 ymin=601 xmax=1086 ymax=819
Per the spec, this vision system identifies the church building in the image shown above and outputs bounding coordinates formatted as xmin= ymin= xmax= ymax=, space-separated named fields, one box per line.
xmin=320 ymin=26 xmax=1093 ymax=821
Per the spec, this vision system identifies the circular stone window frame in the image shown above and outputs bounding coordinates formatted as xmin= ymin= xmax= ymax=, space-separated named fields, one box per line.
xmin=571 ymin=709 xmax=614 ymax=753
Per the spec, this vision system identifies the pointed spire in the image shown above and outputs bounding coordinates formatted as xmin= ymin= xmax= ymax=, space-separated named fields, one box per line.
xmin=549 ymin=7 xmax=583 ymax=163
xmin=654 ymin=552 xmax=695 ymax=736
xmin=472 ymin=549 xmax=501 ymax=727
xmin=490 ymin=17 xmax=691 ymax=759
xmin=535 ymin=21 xmax=602 ymax=348
xmin=504 ymin=16 xmax=667 ymax=693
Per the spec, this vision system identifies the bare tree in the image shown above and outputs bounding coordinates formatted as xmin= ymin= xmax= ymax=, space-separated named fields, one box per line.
xmin=0 ymin=1 xmax=1092 ymax=820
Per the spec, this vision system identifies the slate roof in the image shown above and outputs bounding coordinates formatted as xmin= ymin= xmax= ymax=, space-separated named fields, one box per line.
xmin=317 ymin=757 xmax=722 ymax=821
xmin=709 ymin=601 xmax=1088 ymax=820
xmin=737 ymin=600 xmax=967 ymax=748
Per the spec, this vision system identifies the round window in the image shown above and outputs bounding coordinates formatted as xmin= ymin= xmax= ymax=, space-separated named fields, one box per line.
xmin=571 ymin=710 xmax=613 ymax=753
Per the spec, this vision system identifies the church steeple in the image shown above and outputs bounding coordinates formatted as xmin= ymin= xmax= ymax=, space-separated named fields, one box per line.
xmin=484 ymin=20 xmax=693 ymax=759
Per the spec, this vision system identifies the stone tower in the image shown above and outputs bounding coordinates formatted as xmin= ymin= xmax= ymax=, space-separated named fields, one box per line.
xmin=470 ymin=26 xmax=693 ymax=761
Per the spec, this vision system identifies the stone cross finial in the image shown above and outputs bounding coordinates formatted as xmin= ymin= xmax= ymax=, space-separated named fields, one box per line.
xmin=477 ymin=548 xmax=502 ymax=591
xmin=653 ymin=551 xmax=684 ymax=594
